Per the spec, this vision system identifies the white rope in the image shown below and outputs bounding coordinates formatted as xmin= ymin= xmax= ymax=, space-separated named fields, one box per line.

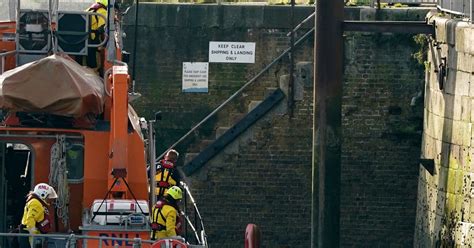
xmin=49 ymin=135 xmax=70 ymax=227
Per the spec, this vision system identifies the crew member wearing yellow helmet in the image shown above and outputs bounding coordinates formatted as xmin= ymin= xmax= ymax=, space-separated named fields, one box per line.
xmin=150 ymin=186 xmax=183 ymax=240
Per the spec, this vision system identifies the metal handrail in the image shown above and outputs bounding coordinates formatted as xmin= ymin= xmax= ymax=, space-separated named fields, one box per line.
xmin=0 ymin=50 xmax=16 ymax=75
xmin=0 ymin=232 xmax=156 ymax=247
xmin=155 ymin=26 xmax=316 ymax=162
xmin=437 ymin=0 xmax=473 ymax=23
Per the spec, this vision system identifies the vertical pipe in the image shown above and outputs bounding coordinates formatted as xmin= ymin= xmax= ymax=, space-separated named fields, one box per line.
xmin=15 ymin=0 xmax=20 ymax=66
xmin=149 ymin=121 xmax=157 ymax=207
xmin=312 ymin=0 xmax=343 ymax=247
xmin=0 ymin=146 xmax=4 ymax=247
xmin=184 ymin=186 xmax=188 ymax=242
xmin=288 ymin=0 xmax=295 ymax=117
xmin=310 ymin=2 xmax=317 ymax=247
xmin=131 ymin=0 xmax=140 ymax=82
xmin=1 ymin=56 xmax=5 ymax=74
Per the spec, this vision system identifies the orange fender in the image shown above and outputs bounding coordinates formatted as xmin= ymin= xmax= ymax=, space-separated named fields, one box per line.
xmin=245 ymin=223 xmax=261 ymax=248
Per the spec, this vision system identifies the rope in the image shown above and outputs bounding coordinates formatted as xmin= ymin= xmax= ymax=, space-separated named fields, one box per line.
xmin=49 ymin=135 xmax=70 ymax=228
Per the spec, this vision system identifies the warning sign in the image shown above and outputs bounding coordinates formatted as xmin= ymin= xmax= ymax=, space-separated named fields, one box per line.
xmin=209 ymin=41 xmax=256 ymax=63
xmin=182 ymin=62 xmax=209 ymax=93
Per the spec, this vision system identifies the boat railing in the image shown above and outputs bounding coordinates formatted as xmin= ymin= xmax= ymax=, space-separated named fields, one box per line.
xmin=0 ymin=232 xmax=155 ymax=248
xmin=0 ymin=50 xmax=15 ymax=75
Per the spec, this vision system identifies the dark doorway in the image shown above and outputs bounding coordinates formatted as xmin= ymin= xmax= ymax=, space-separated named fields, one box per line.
xmin=0 ymin=143 xmax=32 ymax=247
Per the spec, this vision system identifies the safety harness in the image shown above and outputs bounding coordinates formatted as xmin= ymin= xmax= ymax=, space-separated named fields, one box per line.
xmin=23 ymin=195 xmax=52 ymax=234
xmin=87 ymin=3 xmax=106 ymax=42
xmin=150 ymin=200 xmax=183 ymax=240
xmin=151 ymin=200 xmax=169 ymax=240
xmin=155 ymin=159 xmax=176 ymax=199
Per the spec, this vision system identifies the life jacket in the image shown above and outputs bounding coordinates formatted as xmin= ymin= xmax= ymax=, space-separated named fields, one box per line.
xmin=150 ymin=200 xmax=183 ymax=240
xmin=87 ymin=3 xmax=107 ymax=41
xmin=155 ymin=159 xmax=177 ymax=198
xmin=28 ymin=195 xmax=52 ymax=234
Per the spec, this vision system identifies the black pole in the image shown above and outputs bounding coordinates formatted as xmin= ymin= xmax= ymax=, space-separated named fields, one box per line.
xmin=288 ymin=0 xmax=295 ymax=117
xmin=131 ymin=0 xmax=140 ymax=81
xmin=312 ymin=0 xmax=343 ymax=247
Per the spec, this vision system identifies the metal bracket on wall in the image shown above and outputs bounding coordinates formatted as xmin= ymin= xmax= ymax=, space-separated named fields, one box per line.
xmin=182 ymin=89 xmax=285 ymax=176
xmin=343 ymin=21 xmax=435 ymax=35
xmin=419 ymin=158 xmax=435 ymax=176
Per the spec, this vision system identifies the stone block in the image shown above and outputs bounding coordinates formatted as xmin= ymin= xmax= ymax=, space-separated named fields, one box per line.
xmin=446 ymin=19 xmax=459 ymax=46
xmin=441 ymin=142 xmax=451 ymax=169
xmin=434 ymin=17 xmax=448 ymax=44
xmin=468 ymin=148 xmax=474 ymax=173
xmin=455 ymin=71 xmax=470 ymax=96
xmin=359 ymin=8 xmax=377 ymax=21
xmin=454 ymin=221 xmax=474 ymax=246
xmin=448 ymin=51 xmax=472 ymax=74
xmin=469 ymin=99 xmax=474 ymax=124
xmin=460 ymin=96 xmax=471 ymax=123
xmin=184 ymin=153 xmax=199 ymax=165
xmin=463 ymin=123 xmax=472 ymax=148
xmin=441 ymin=91 xmax=455 ymax=119
xmin=422 ymin=132 xmax=436 ymax=163
xmin=432 ymin=114 xmax=450 ymax=143
xmin=447 ymin=169 xmax=458 ymax=194
xmin=440 ymin=68 xmax=452 ymax=94
xmin=444 ymin=69 xmax=470 ymax=96
xmin=279 ymin=74 xmax=290 ymax=96
xmin=454 ymin=23 xmax=470 ymax=54
xmin=295 ymin=61 xmax=313 ymax=88
xmin=467 ymin=27 xmax=474 ymax=55
xmin=438 ymin=166 xmax=449 ymax=193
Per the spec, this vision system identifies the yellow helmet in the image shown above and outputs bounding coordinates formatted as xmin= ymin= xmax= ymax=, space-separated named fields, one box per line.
xmin=96 ymin=0 xmax=108 ymax=6
xmin=167 ymin=186 xmax=183 ymax=200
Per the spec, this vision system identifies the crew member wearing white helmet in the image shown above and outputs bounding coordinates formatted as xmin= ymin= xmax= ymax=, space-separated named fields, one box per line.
xmin=18 ymin=183 xmax=57 ymax=248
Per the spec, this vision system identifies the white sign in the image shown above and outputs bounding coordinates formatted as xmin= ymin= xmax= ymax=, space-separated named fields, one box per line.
xmin=209 ymin=41 xmax=256 ymax=63
xmin=182 ymin=62 xmax=209 ymax=93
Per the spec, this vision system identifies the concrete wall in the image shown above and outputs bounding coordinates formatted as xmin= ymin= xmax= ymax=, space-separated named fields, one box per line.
xmin=414 ymin=14 xmax=474 ymax=247
xmin=124 ymin=5 xmax=427 ymax=247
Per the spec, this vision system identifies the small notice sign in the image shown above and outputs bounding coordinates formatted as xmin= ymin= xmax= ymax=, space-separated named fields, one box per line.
xmin=182 ymin=62 xmax=209 ymax=93
xmin=209 ymin=41 xmax=256 ymax=63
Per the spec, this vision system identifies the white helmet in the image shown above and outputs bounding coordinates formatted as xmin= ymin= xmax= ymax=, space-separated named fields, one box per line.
xmin=33 ymin=183 xmax=58 ymax=200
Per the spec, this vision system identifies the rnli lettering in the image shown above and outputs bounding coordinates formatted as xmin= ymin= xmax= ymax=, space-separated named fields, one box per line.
xmin=209 ymin=41 xmax=256 ymax=63
xmin=98 ymin=233 xmax=140 ymax=247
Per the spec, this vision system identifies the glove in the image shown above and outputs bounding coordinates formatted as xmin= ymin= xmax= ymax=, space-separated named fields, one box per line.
xmin=27 ymin=228 xmax=38 ymax=246
xmin=27 ymin=227 xmax=38 ymax=235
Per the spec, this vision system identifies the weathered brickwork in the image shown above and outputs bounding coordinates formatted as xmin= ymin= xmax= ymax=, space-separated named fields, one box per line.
xmin=342 ymin=33 xmax=424 ymax=246
xmin=124 ymin=5 xmax=426 ymax=247
xmin=414 ymin=16 xmax=474 ymax=247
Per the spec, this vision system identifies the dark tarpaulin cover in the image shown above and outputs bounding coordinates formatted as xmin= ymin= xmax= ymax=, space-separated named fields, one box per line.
xmin=0 ymin=54 xmax=105 ymax=117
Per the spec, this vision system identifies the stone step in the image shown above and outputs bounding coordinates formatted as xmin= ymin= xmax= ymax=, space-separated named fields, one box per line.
xmin=248 ymin=100 xmax=262 ymax=113
xmin=184 ymin=153 xmax=199 ymax=165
